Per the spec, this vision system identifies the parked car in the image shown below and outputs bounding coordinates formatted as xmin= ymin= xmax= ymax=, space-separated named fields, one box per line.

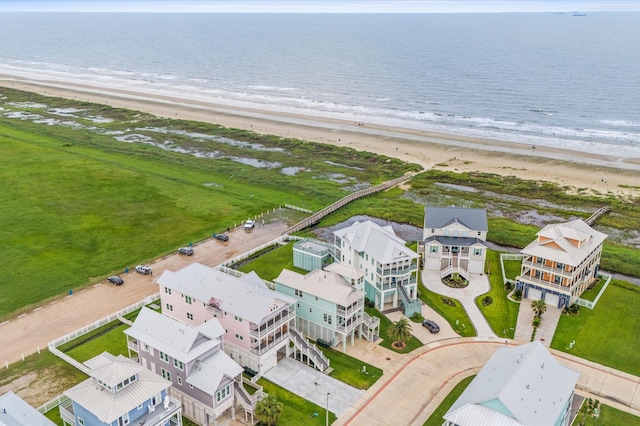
xmin=178 ymin=247 xmax=194 ymax=256
xmin=244 ymin=219 xmax=255 ymax=230
xmin=108 ymin=276 xmax=124 ymax=286
xmin=214 ymin=233 xmax=229 ymax=242
xmin=422 ymin=319 xmax=440 ymax=333
xmin=135 ymin=265 xmax=152 ymax=275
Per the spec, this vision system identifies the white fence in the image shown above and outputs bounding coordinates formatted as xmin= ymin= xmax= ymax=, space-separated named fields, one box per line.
xmin=37 ymin=394 xmax=70 ymax=414
xmin=574 ymin=273 xmax=612 ymax=310
xmin=284 ymin=204 xmax=313 ymax=214
xmin=499 ymin=253 xmax=523 ymax=286
xmin=219 ymin=235 xmax=304 ymax=268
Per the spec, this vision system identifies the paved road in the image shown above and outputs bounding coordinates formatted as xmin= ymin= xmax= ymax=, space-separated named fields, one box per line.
xmin=0 ymin=220 xmax=287 ymax=367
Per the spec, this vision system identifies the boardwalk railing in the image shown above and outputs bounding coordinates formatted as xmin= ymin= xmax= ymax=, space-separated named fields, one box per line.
xmin=283 ymin=172 xmax=416 ymax=235
xmin=585 ymin=206 xmax=611 ymax=226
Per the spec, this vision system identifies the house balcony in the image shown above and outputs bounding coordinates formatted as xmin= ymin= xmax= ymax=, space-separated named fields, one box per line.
xmin=128 ymin=338 xmax=139 ymax=352
xmin=250 ymin=329 xmax=288 ymax=355
xmin=207 ymin=304 xmax=225 ymax=316
xmin=376 ymin=263 xmax=418 ymax=277
xmin=336 ymin=300 xmax=364 ymax=318
xmin=518 ymin=275 xmax=576 ymax=293
xmin=249 ymin=308 xmax=294 ymax=338
xmin=59 ymin=398 xmax=75 ymax=426
xmin=522 ymin=260 xmax=575 ymax=276
xmin=376 ymin=276 xmax=416 ymax=291
xmin=145 ymin=399 xmax=181 ymax=426
xmin=336 ymin=317 xmax=363 ymax=334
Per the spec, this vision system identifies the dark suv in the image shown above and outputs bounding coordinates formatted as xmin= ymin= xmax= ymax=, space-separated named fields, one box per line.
xmin=214 ymin=233 xmax=229 ymax=242
xmin=178 ymin=247 xmax=194 ymax=256
xmin=422 ymin=319 xmax=440 ymax=333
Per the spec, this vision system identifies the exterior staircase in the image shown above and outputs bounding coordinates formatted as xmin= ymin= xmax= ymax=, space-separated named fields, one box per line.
xmin=397 ymin=283 xmax=422 ymax=318
xmin=361 ymin=312 xmax=380 ymax=342
xmin=289 ymin=327 xmax=330 ymax=372
xmin=234 ymin=378 xmax=264 ymax=424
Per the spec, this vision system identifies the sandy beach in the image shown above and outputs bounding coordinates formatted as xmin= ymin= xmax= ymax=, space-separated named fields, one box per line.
xmin=2 ymin=73 xmax=640 ymax=198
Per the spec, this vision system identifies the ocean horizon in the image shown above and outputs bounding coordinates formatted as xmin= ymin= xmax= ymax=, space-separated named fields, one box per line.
xmin=1 ymin=12 xmax=639 ymax=159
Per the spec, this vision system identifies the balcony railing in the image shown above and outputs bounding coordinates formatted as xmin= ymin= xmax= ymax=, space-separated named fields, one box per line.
xmin=336 ymin=300 xmax=364 ymax=318
xmin=250 ymin=309 xmax=294 ymax=338
xmin=336 ymin=317 xmax=363 ymax=333
xmin=376 ymin=276 xmax=417 ymax=291
xmin=519 ymin=275 xmax=577 ymax=293
xmin=376 ymin=264 xmax=418 ymax=277
xmin=250 ymin=330 xmax=288 ymax=355
xmin=522 ymin=260 xmax=575 ymax=276
xmin=59 ymin=398 xmax=75 ymax=426
xmin=146 ymin=400 xmax=181 ymax=426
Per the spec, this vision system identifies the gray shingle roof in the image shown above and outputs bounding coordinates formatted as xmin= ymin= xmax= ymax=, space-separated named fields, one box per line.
xmin=64 ymin=353 xmax=170 ymax=424
xmin=444 ymin=341 xmax=579 ymax=426
xmin=520 ymin=219 xmax=607 ymax=266
xmin=0 ymin=391 xmax=56 ymax=426
xmin=333 ymin=221 xmax=417 ymax=264
xmin=275 ymin=269 xmax=364 ymax=306
xmin=124 ymin=307 xmax=221 ymax=363
xmin=424 ymin=207 xmax=488 ymax=232
xmin=157 ymin=263 xmax=296 ymax=324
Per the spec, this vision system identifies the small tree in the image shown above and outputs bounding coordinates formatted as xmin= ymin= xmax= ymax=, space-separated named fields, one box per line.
xmin=387 ymin=317 xmax=413 ymax=348
xmin=531 ymin=299 xmax=547 ymax=319
xmin=255 ymin=394 xmax=283 ymax=426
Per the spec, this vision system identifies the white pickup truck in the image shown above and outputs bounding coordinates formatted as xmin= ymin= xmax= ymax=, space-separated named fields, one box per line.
xmin=244 ymin=219 xmax=255 ymax=230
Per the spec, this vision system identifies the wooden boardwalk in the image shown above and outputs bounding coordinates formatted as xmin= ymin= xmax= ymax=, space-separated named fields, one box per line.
xmin=283 ymin=172 xmax=417 ymax=235
xmin=585 ymin=206 xmax=611 ymax=226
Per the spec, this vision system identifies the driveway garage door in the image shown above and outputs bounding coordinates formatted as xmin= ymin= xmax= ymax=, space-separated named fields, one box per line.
xmin=545 ymin=292 xmax=560 ymax=308
xmin=527 ymin=287 xmax=542 ymax=300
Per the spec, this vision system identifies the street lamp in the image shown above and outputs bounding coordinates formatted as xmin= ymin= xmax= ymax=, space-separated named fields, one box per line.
xmin=326 ymin=392 xmax=331 ymax=426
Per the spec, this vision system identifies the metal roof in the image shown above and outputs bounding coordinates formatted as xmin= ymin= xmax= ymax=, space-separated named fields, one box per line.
xmin=64 ymin=353 xmax=170 ymax=424
xmin=124 ymin=307 xmax=221 ymax=363
xmin=424 ymin=207 xmax=488 ymax=232
xmin=520 ymin=219 xmax=607 ymax=266
xmin=333 ymin=221 xmax=417 ymax=264
xmin=186 ymin=350 xmax=243 ymax=395
xmin=275 ymin=269 xmax=364 ymax=306
xmin=424 ymin=236 xmax=488 ymax=247
xmin=85 ymin=355 xmax=144 ymax=389
xmin=444 ymin=341 xmax=579 ymax=426
xmin=0 ymin=391 xmax=56 ymax=426
xmin=157 ymin=263 xmax=296 ymax=324
xmin=324 ymin=262 xmax=365 ymax=280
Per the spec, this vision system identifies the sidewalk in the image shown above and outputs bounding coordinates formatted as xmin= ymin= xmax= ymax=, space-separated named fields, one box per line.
xmin=422 ymin=270 xmax=497 ymax=338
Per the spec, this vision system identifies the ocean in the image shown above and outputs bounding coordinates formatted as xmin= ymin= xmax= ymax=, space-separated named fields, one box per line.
xmin=0 ymin=12 xmax=639 ymax=159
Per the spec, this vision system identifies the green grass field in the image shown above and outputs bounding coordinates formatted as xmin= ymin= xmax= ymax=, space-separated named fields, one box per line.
xmin=365 ymin=307 xmax=423 ymax=353
xmin=0 ymin=88 xmax=417 ymax=318
xmin=257 ymin=378 xmax=337 ymax=425
xmin=572 ymin=403 xmax=640 ymax=425
xmin=419 ymin=274 xmax=476 ymax=337
xmin=551 ymin=280 xmax=640 ymax=376
xmin=423 ymin=375 xmax=475 ymax=426
xmin=477 ymin=251 xmax=520 ymax=338
xmin=318 ymin=346 xmax=383 ymax=390
xmin=236 ymin=241 xmax=307 ymax=280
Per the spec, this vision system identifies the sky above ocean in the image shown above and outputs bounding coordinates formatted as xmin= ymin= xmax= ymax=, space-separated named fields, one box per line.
xmin=1 ymin=1 xmax=640 ymax=13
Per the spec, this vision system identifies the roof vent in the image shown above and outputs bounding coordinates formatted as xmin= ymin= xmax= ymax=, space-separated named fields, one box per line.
xmin=526 ymin=385 xmax=530 ymax=389
xmin=541 ymin=362 xmax=545 ymax=369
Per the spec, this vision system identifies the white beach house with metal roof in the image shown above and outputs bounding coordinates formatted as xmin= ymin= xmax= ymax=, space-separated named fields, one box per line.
xmin=157 ymin=263 xmax=297 ymax=374
xmin=333 ymin=220 xmax=420 ymax=315
xmin=423 ymin=206 xmax=489 ymax=278
xmin=60 ymin=352 xmax=181 ymax=426
xmin=275 ymin=268 xmax=366 ymax=351
xmin=516 ymin=219 xmax=607 ymax=308
xmin=0 ymin=391 xmax=56 ymax=426
xmin=443 ymin=341 xmax=579 ymax=426
xmin=124 ymin=307 xmax=246 ymax=425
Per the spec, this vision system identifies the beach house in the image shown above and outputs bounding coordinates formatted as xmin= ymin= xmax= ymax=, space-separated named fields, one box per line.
xmin=443 ymin=341 xmax=579 ymax=426
xmin=516 ymin=219 xmax=607 ymax=308
xmin=0 ymin=391 xmax=56 ymax=426
xmin=124 ymin=307 xmax=250 ymax=425
xmin=423 ymin=207 xmax=489 ymax=278
xmin=157 ymin=263 xmax=297 ymax=374
xmin=274 ymin=268 xmax=367 ymax=351
xmin=60 ymin=352 xmax=181 ymax=426
xmin=333 ymin=220 xmax=420 ymax=316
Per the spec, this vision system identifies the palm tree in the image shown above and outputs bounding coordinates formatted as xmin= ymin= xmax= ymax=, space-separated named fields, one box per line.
xmin=387 ymin=317 xmax=413 ymax=348
xmin=531 ymin=299 xmax=547 ymax=319
xmin=254 ymin=394 xmax=283 ymax=426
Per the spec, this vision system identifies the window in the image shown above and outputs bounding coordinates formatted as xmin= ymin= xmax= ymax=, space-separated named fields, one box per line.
xmin=323 ymin=314 xmax=332 ymax=325
xmin=161 ymin=368 xmax=171 ymax=381
xmin=119 ymin=413 xmax=130 ymax=425
xmin=234 ymin=315 xmax=243 ymax=322
xmin=165 ymin=303 xmax=173 ymax=311
xmin=185 ymin=295 xmax=193 ymax=304
xmin=235 ymin=333 xmax=244 ymax=341
xmin=474 ymin=248 xmax=482 ymax=256
xmin=557 ymin=262 xmax=564 ymax=269
xmin=187 ymin=312 xmax=193 ymax=320
xmin=144 ymin=344 xmax=149 ymax=352
xmin=309 ymin=308 xmax=313 ymax=313
xmin=216 ymin=384 xmax=231 ymax=402
xmin=297 ymin=303 xmax=300 ymax=308
xmin=174 ymin=359 xmax=184 ymax=370
xmin=137 ymin=403 xmax=143 ymax=409
xmin=78 ymin=418 xmax=85 ymax=426
xmin=554 ymin=276 xmax=561 ymax=284
xmin=295 ymin=289 xmax=303 ymax=297
xmin=430 ymin=245 xmax=438 ymax=253
xmin=159 ymin=352 xmax=169 ymax=362
xmin=177 ymin=376 xmax=183 ymax=385
xmin=164 ymin=287 xmax=172 ymax=295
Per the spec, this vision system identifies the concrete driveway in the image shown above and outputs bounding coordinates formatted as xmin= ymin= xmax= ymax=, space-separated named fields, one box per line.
xmin=386 ymin=303 xmax=459 ymax=345
xmin=422 ymin=270 xmax=497 ymax=338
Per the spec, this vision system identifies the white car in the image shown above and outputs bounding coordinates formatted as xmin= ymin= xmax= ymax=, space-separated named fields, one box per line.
xmin=244 ymin=219 xmax=255 ymax=230
xmin=135 ymin=265 xmax=152 ymax=275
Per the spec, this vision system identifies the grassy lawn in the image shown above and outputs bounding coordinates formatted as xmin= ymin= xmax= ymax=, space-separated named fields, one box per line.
xmin=318 ymin=346 xmax=383 ymax=390
xmin=476 ymin=251 xmax=520 ymax=338
xmin=419 ymin=273 xmax=476 ymax=337
xmin=551 ymin=280 xmax=640 ymax=376
xmin=572 ymin=403 xmax=640 ymax=425
xmin=236 ymin=241 xmax=307 ymax=280
xmin=423 ymin=375 xmax=475 ymax=426
xmin=0 ymin=88 xmax=417 ymax=319
xmin=61 ymin=322 xmax=130 ymax=363
xmin=365 ymin=307 xmax=423 ymax=353
xmin=578 ymin=277 xmax=607 ymax=302
xmin=501 ymin=258 xmax=522 ymax=281
xmin=257 ymin=378 xmax=337 ymax=425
